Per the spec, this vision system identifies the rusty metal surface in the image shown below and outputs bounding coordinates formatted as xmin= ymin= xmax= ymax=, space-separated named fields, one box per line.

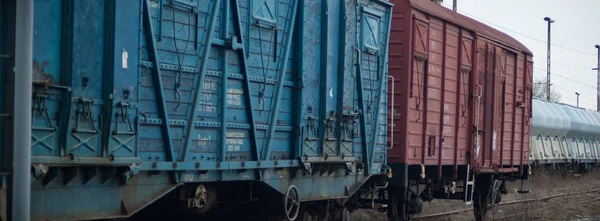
xmin=387 ymin=0 xmax=532 ymax=176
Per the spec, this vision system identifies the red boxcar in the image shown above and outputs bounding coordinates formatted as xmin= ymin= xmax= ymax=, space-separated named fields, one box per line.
xmin=385 ymin=1 xmax=532 ymax=220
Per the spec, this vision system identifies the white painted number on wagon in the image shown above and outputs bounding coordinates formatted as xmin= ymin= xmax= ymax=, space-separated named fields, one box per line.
xmin=183 ymin=174 xmax=194 ymax=182
xmin=122 ymin=48 xmax=128 ymax=69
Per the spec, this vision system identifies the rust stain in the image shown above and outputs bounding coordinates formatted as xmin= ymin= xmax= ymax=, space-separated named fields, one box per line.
xmin=32 ymin=60 xmax=53 ymax=85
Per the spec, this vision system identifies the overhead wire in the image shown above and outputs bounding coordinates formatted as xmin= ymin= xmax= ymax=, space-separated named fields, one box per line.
xmin=533 ymin=68 xmax=596 ymax=89
xmin=533 ymin=59 xmax=595 ymax=70
xmin=440 ymin=2 xmax=597 ymax=57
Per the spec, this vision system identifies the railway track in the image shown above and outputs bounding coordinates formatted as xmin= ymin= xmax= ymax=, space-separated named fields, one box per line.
xmin=413 ymin=187 xmax=600 ymax=220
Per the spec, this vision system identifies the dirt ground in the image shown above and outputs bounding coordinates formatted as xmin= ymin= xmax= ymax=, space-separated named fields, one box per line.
xmin=351 ymin=171 xmax=600 ymax=221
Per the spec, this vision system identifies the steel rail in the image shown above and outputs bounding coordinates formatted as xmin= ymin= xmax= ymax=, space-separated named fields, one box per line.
xmin=413 ymin=187 xmax=600 ymax=220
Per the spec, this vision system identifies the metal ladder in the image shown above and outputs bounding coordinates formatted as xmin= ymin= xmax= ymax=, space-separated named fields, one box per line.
xmin=463 ymin=165 xmax=475 ymax=205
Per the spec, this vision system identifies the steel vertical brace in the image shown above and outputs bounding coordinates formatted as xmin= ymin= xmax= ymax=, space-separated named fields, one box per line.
xmin=231 ymin=0 xmax=260 ymax=166
xmin=437 ymin=21 xmax=447 ymax=178
xmin=292 ymin=0 xmax=305 ymax=158
xmin=102 ymin=0 xmax=116 ymax=158
xmin=59 ymin=0 xmax=74 ymax=157
xmin=356 ymin=57 xmax=370 ymax=173
xmin=510 ymin=53 xmax=518 ymax=168
xmin=180 ymin=0 xmax=220 ymax=162
xmin=143 ymin=0 xmax=176 ymax=163
xmin=453 ymin=29 xmax=463 ymax=178
xmin=335 ymin=1 xmax=347 ymax=156
xmin=220 ymin=0 xmax=229 ymax=163
xmin=318 ymin=0 xmax=329 ymax=158
xmin=594 ymin=45 xmax=600 ymax=112
xmin=368 ymin=5 xmax=393 ymax=173
xmin=158 ymin=0 xmax=162 ymax=42
xmin=263 ymin=0 xmax=299 ymax=161
xmin=13 ymin=0 xmax=33 ymax=219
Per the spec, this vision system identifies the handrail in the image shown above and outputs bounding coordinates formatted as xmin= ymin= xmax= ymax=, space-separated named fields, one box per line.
xmin=387 ymin=75 xmax=395 ymax=149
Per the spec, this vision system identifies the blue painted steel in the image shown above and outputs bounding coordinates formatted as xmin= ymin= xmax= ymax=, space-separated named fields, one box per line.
xmin=180 ymin=0 xmax=220 ymax=162
xmin=220 ymin=0 xmax=230 ymax=164
xmin=263 ymin=0 xmax=298 ymax=161
xmin=229 ymin=0 xmax=261 ymax=178
xmin=59 ymin=0 xmax=73 ymax=158
xmin=0 ymin=0 xmax=8 ymax=173
xmin=142 ymin=0 xmax=176 ymax=163
xmin=369 ymin=5 xmax=393 ymax=174
xmin=0 ymin=0 xmax=393 ymax=219
xmin=318 ymin=0 xmax=329 ymax=158
xmin=292 ymin=0 xmax=305 ymax=160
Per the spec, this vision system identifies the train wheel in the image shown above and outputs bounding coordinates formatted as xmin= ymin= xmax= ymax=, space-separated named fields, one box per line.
xmin=473 ymin=174 xmax=493 ymax=221
xmin=387 ymin=190 xmax=409 ymax=221
xmin=297 ymin=208 xmax=314 ymax=221
xmin=329 ymin=207 xmax=350 ymax=221
xmin=297 ymin=205 xmax=320 ymax=221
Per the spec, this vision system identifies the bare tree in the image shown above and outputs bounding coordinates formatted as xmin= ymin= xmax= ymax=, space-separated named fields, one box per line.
xmin=532 ymin=79 xmax=561 ymax=102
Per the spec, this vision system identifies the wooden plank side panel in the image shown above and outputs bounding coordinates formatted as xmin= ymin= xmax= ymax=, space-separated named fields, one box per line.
xmin=457 ymin=30 xmax=473 ymax=169
xmin=513 ymin=54 xmax=525 ymax=167
xmin=425 ymin=18 xmax=443 ymax=165
xmin=472 ymin=39 xmax=487 ymax=168
xmin=492 ymin=46 xmax=506 ymax=167
xmin=502 ymin=52 xmax=516 ymax=166
xmin=408 ymin=12 xmax=430 ymax=164
xmin=387 ymin=3 xmax=413 ymax=163
xmin=440 ymin=23 xmax=459 ymax=166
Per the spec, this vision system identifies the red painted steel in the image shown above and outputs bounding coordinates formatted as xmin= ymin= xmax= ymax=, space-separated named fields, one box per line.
xmin=387 ymin=0 xmax=532 ymax=176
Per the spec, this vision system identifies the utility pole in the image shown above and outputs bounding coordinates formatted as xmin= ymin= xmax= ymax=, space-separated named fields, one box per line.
xmin=544 ymin=17 xmax=555 ymax=102
xmin=13 ymin=0 xmax=33 ymax=220
xmin=593 ymin=45 xmax=600 ymax=111
xmin=576 ymin=92 xmax=580 ymax=107
xmin=453 ymin=0 xmax=457 ymax=12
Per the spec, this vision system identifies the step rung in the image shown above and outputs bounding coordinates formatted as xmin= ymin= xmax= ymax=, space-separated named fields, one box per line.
xmin=0 ymin=54 xmax=9 ymax=58
xmin=0 ymin=113 xmax=9 ymax=118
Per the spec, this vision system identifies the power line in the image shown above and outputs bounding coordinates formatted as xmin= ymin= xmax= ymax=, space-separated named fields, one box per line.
xmin=441 ymin=3 xmax=597 ymax=57
xmin=555 ymin=84 xmax=596 ymax=107
xmin=534 ymin=59 xmax=595 ymax=70
xmin=533 ymin=68 xmax=597 ymax=89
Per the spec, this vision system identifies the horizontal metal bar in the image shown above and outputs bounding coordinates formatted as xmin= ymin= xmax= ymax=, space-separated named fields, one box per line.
xmin=32 ymin=156 xmax=142 ymax=166
xmin=301 ymin=156 xmax=357 ymax=163
xmin=113 ymin=131 xmax=136 ymax=135
xmin=0 ymin=54 xmax=10 ymax=58
xmin=139 ymin=159 xmax=300 ymax=171
xmin=211 ymin=38 xmax=244 ymax=49
xmin=46 ymin=84 xmax=72 ymax=91
xmin=139 ymin=61 xmax=295 ymax=87
xmin=32 ymin=127 xmax=56 ymax=131
xmin=0 ymin=113 xmax=10 ymax=117
xmin=30 ymin=158 xmax=300 ymax=171
xmin=212 ymin=38 xmax=225 ymax=46
xmin=138 ymin=118 xmax=294 ymax=131
xmin=70 ymin=98 xmax=106 ymax=105
xmin=72 ymin=129 xmax=99 ymax=134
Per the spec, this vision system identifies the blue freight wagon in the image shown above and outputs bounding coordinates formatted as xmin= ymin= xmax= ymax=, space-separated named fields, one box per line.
xmin=0 ymin=0 xmax=393 ymax=220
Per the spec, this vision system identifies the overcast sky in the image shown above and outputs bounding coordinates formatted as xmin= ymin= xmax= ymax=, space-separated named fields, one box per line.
xmin=440 ymin=0 xmax=599 ymax=110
